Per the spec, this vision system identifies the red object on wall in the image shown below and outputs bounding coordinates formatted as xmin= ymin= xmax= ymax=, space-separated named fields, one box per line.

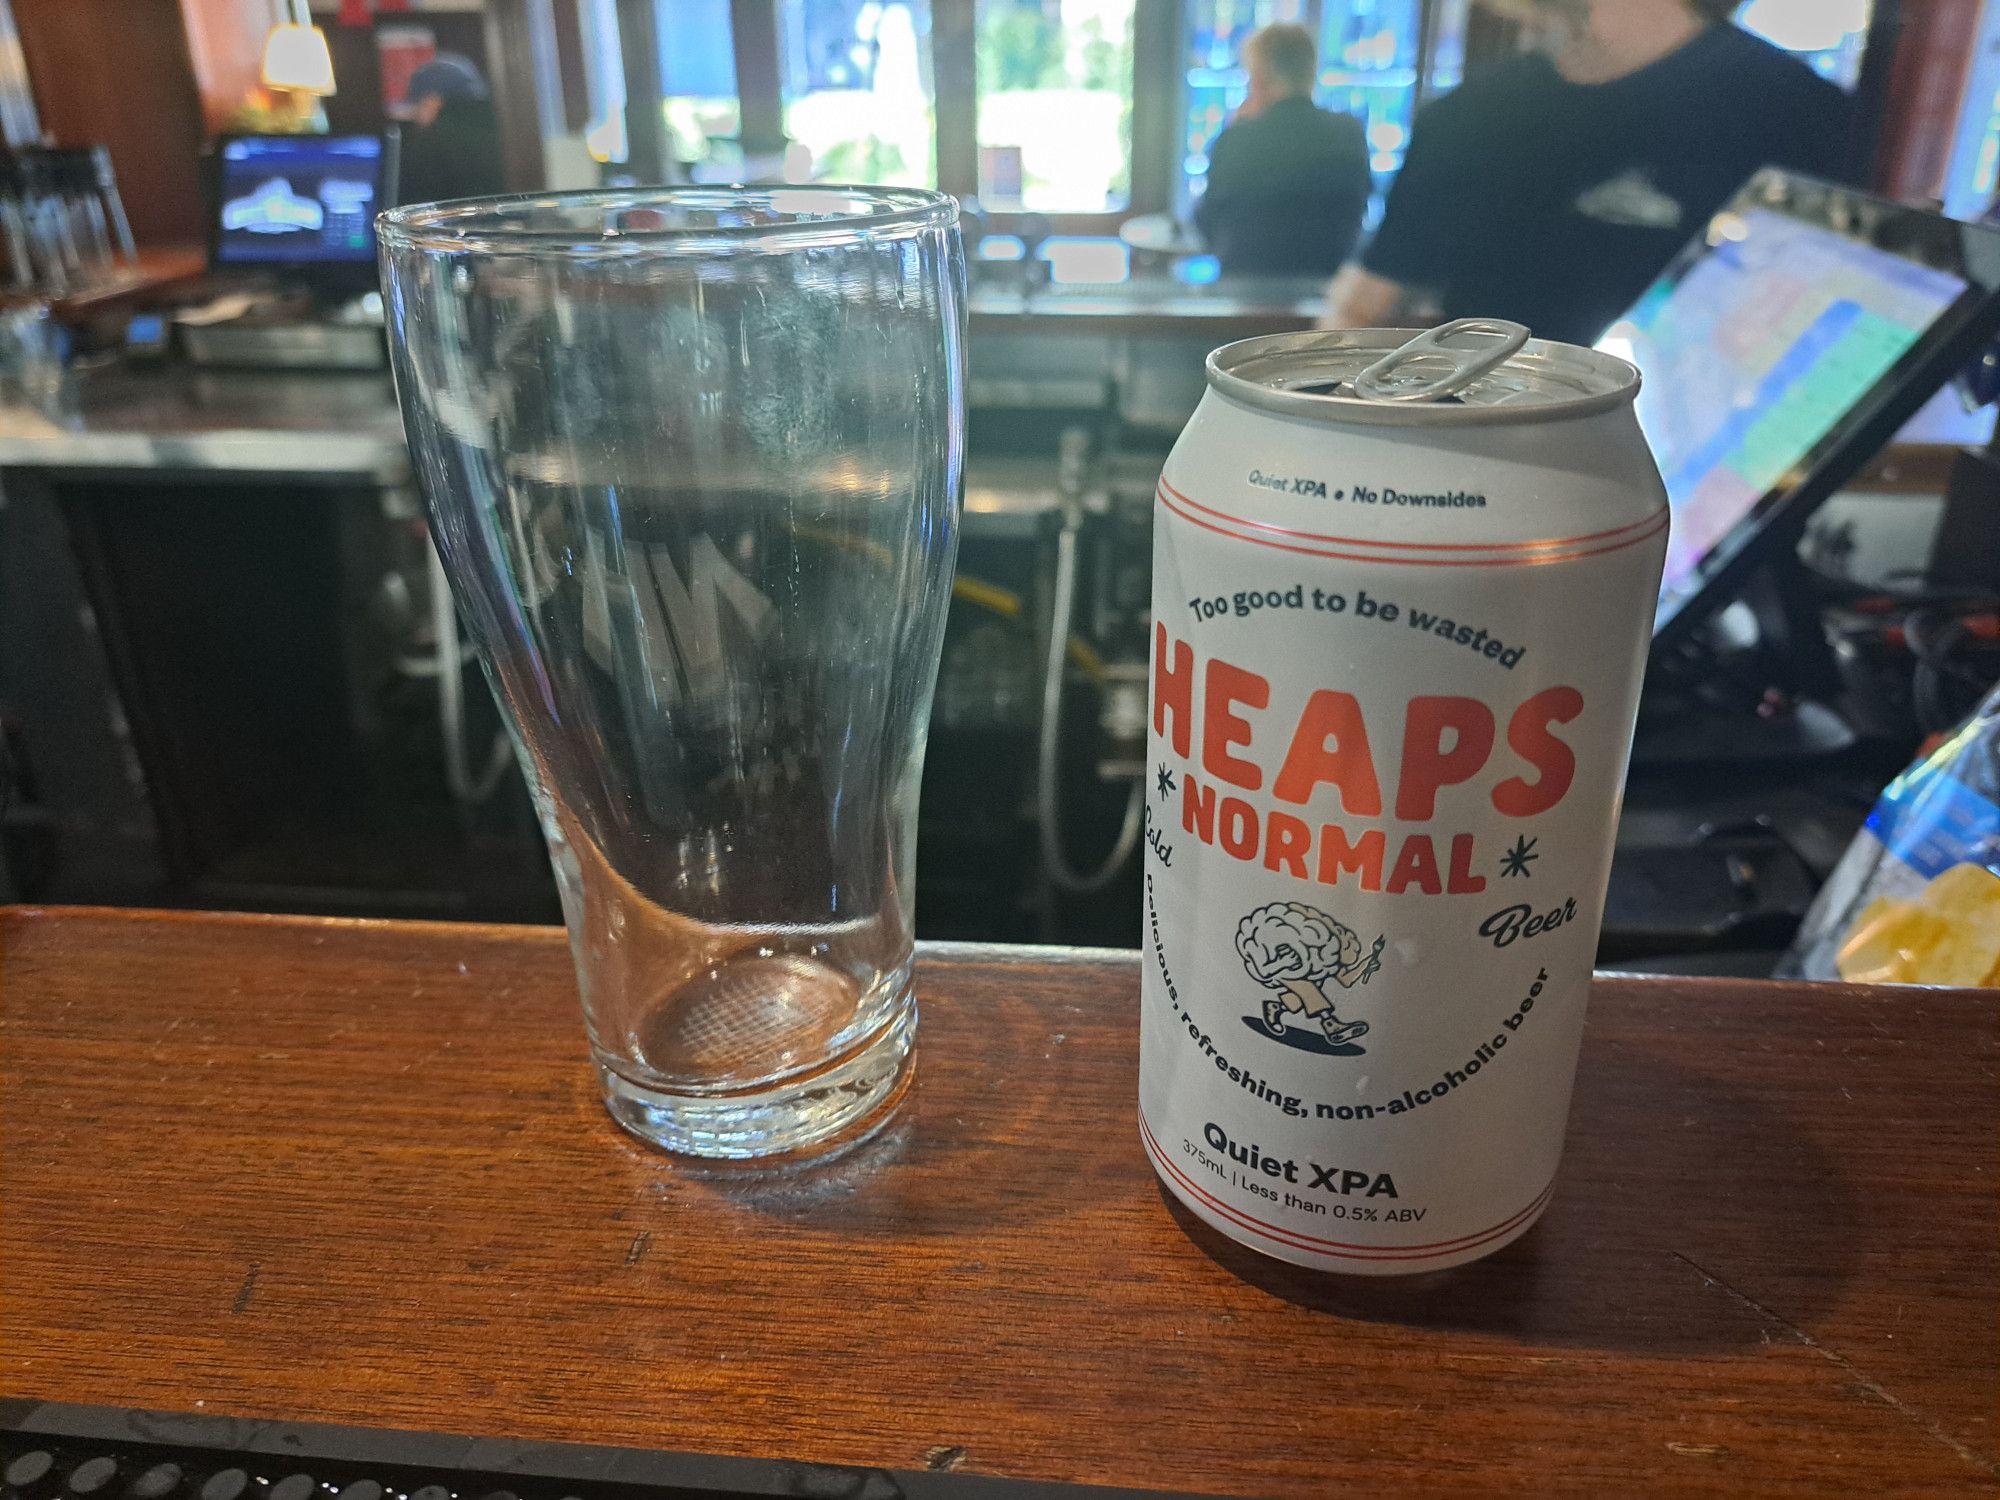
xmin=339 ymin=2 xmax=412 ymax=28
xmin=377 ymin=24 xmax=435 ymax=120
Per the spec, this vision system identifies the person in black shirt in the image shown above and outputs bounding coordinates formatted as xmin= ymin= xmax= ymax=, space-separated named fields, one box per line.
xmin=1194 ymin=24 xmax=1372 ymax=277
xmin=1323 ymin=0 xmax=1850 ymax=345
xmin=398 ymin=54 xmax=507 ymax=208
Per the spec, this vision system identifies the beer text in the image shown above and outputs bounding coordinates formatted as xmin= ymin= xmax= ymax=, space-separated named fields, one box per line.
xmin=1480 ymin=899 xmax=1579 ymax=948
xmin=1180 ymin=581 xmax=1528 ymax=670
xmin=1203 ymin=1122 xmax=1399 ymax=1199
xmin=1153 ymin=626 xmax=1581 ymax=897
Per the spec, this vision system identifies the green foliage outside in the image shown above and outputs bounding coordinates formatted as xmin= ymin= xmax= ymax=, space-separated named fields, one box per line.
xmin=977 ymin=4 xmax=1133 ymax=96
xmin=975 ymin=2 xmax=1135 ymax=205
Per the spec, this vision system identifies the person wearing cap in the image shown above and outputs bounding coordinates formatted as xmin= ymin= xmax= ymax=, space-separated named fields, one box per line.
xmin=1193 ymin=24 xmax=1372 ymax=277
xmin=398 ymin=53 xmax=506 ymax=207
xmin=1322 ymin=0 xmax=1848 ymax=345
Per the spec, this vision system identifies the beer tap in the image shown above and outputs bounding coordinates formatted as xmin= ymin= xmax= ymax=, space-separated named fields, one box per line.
xmin=1037 ymin=424 xmax=1143 ymax=895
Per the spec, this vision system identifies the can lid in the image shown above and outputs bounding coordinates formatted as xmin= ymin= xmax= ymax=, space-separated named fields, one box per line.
xmin=1207 ymin=321 xmax=1640 ymax=426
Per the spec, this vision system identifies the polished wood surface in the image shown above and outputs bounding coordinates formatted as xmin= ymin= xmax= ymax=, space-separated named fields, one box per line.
xmin=2 ymin=906 xmax=1995 ymax=1497
xmin=46 ymin=247 xmax=208 ymax=323
xmin=13 ymin=0 xmax=208 ymax=246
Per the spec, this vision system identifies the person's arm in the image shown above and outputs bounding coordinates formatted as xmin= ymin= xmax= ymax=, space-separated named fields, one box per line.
xmin=1318 ymin=98 xmax=1457 ymax=329
xmin=1319 ymin=264 xmax=1404 ymax=328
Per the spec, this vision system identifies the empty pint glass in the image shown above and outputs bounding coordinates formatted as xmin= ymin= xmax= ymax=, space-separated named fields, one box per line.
xmin=380 ymin=188 xmax=965 ymax=1157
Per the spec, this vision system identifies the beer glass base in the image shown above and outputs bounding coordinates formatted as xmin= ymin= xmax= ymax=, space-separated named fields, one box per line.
xmin=596 ymin=993 xmax=917 ymax=1159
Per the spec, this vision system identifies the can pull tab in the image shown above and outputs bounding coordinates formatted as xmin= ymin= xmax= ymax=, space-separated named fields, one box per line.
xmin=1350 ymin=319 xmax=1531 ymax=404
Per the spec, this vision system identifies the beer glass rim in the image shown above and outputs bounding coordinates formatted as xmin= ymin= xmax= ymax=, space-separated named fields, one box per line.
xmin=378 ymin=186 xmax=958 ymax=258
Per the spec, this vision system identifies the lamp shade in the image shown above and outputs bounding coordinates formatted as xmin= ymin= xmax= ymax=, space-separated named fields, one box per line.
xmin=261 ymin=23 xmax=337 ymax=95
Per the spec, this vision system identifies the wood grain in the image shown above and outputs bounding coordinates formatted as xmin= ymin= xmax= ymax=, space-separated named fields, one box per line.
xmin=2 ymin=906 xmax=1996 ymax=1498
xmin=12 ymin=0 xmax=208 ymax=247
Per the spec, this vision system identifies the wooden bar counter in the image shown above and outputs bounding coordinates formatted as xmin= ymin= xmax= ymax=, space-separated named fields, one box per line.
xmin=2 ymin=907 xmax=1995 ymax=1497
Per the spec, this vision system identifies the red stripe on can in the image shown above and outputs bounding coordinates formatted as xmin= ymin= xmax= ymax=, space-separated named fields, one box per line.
xmin=1156 ymin=485 xmax=1668 ymax=569
xmin=1157 ymin=475 xmax=1668 ymax=553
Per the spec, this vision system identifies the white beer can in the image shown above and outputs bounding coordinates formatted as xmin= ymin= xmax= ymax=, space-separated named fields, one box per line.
xmin=1140 ymin=322 xmax=1669 ymax=1274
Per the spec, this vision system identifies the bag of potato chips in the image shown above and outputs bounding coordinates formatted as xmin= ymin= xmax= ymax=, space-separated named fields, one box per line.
xmin=1784 ymin=681 xmax=2000 ymax=987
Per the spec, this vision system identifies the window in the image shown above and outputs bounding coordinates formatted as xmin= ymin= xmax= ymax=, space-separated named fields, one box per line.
xmin=576 ymin=0 xmax=740 ymax=176
xmin=1424 ymin=0 xmax=1469 ymax=97
xmin=624 ymin=0 xmax=1152 ymax=212
xmin=1944 ymin=3 xmax=2000 ymax=220
xmin=1737 ymin=0 xmax=1873 ymax=89
xmin=1316 ymin=0 xmax=1427 ymax=189
xmin=976 ymin=0 xmax=1137 ymax=213
xmin=658 ymin=0 xmax=743 ymax=177
xmin=1176 ymin=1 xmax=1468 ymax=219
xmin=1179 ymin=0 xmax=1307 ymax=214
xmin=779 ymin=0 xmax=937 ymax=186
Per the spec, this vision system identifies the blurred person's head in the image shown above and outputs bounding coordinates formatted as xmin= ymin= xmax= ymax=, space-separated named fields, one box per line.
xmin=1477 ymin=0 xmax=1737 ymax=40
xmin=398 ymin=52 xmax=504 ymax=205
xmin=1243 ymin=24 xmax=1319 ymax=117
xmin=1477 ymin=0 xmax=1739 ymax=79
xmin=406 ymin=53 xmax=490 ymax=128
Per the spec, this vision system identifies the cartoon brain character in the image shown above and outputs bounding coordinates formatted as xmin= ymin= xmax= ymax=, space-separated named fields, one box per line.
xmin=1236 ymin=900 xmax=1384 ymax=1047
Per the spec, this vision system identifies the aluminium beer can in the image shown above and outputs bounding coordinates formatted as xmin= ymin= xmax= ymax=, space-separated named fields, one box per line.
xmin=1139 ymin=322 xmax=1669 ymax=1274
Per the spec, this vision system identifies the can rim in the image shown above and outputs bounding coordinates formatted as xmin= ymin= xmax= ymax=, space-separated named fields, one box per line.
xmin=1206 ymin=328 xmax=1641 ymax=426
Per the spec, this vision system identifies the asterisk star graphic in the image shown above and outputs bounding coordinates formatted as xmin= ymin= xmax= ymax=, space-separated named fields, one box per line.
xmin=1500 ymin=835 xmax=1539 ymax=878
xmin=1155 ymin=763 xmax=1177 ymax=800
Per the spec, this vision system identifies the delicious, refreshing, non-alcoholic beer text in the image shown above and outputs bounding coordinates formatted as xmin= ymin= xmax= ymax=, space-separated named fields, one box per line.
xmin=1140 ymin=322 xmax=1669 ymax=1273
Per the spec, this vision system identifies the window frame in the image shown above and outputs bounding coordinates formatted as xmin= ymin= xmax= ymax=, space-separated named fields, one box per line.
xmin=556 ymin=1 xmax=1902 ymax=238
xmin=942 ymin=0 xmax=1176 ymax=233
xmin=704 ymin=0 xmax=1177 ymax=232
xmin=627 ymin=0 xmax=1480 ymax=233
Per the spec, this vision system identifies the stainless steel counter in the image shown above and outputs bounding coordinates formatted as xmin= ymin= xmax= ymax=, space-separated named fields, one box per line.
xmin=0 ymin=366 xmax=409 ymax=482
xmin=0 ymin=276 xmax=1331 ymax=484
xmin=967 ymin=273 xmax=1324 ymax=334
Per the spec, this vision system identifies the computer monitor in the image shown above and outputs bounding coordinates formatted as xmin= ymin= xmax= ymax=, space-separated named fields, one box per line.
xmin=1596 ymin=170 xmax=2000 ymax=649
xmin=212 ymin=134 xmax=397 ymax=286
